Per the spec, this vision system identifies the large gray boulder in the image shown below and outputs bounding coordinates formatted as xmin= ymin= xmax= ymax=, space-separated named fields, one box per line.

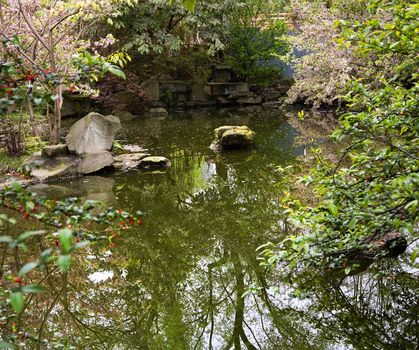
xmin=210 ymin=125 xmax=256 ymax=151
xmin=80 ymin=151 xmax=114 ymax=174
xmin=66 ymin=112 xmax=121 ymax=155
xmin=24 ymin=151 xmax=114 ymax=181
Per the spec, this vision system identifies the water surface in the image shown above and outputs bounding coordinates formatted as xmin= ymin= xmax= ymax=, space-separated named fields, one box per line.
xmin=28 ymin=109 xmax=419 ymax=349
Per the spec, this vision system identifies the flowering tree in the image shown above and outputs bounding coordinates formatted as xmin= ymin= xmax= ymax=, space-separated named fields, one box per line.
xmin=286 ymin=0 xmax=369 ymax=108
xmin=0 ymin=0 xmax=128 ymax=148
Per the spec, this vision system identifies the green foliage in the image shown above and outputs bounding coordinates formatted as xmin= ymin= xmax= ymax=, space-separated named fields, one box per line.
xmin=0 ymin=183 xmax=143 ymax=346
xmin=107 ymin=0 xmax=288 ymax=68
xmin=261 ymin=0 xmax=418 ymax=279
xmin=72 ymin=51 xmax=127 ymax=82
xmin=0 ymin=34 xmax=127 ymax=148
xmin=23 ymin=136 xmax=47 ymax=155
xmin=178 ymin=0 xmax=196 ymax=12
xmin=226 ymin=20 xmax=288 ymax=85
xmin=223 ymin=0 xmax=289 ymax=85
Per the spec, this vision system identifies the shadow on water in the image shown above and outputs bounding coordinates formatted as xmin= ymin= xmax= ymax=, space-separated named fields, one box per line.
xmin=9 ymin=109 xmax=419 ymax=349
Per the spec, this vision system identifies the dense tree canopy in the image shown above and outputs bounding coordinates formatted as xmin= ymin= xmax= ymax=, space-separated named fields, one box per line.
xmin=261 ymin=0 xmax=418 ymax=281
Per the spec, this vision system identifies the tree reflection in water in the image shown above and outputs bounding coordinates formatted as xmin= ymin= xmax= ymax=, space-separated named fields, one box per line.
xmin=2 ymin=111 xmax=417 ymax=349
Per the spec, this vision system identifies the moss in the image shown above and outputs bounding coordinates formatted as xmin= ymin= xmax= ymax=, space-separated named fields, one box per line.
xmin=214 ymin=126 xmax=236 ymax=139
xmin=223 ymin=126 xmax=255 ymax=141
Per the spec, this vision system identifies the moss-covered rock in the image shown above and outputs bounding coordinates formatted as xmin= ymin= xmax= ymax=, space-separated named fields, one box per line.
xmin=210 ymin=125 xmax=256 ymax=151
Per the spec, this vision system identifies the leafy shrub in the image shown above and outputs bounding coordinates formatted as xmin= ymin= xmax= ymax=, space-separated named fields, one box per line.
xmin=226 ymin=20 xmax=289 ymax=86
xmin=0 ymin=184 xmax=143 ymax=348
xmin=262 ymin=0 xmax=418 ymax=279
xmin=24 ymin=136 xmax=48 ymax=156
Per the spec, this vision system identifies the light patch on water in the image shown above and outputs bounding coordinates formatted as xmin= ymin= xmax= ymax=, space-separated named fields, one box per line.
xmin=88 ymin=270 xmax=114 ymax=284
xmin=201 ymin=161 xmax=217 ymax=181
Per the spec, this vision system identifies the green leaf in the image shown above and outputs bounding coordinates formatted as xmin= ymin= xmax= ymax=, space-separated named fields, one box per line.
xmin=26 ymin=201 xmax=34 ymax=210
xmin=348 ymin=218 xmax=357 ymax=230
xmin=0 ymin=236 xmax=12 ymax=243
xmin=0 ymin=341 xmax=15 ymax=349
xmin=57 ymin=255 xmax=71 ymax=272
xmin=328 ymin=203 xmax=339 ymax=217
xmin=40 ymin=248 xmax=53 ymax=262
xmin=58 ymin=229 xmax=73 ymax=254
xmin=22 ymin=284 xmax=45 ymax=294
xmin=11 ymin=182 xmax=22 ymax=191
xmin=344 ymin=267 xmax=351 ymax=275
xmin=181 ymin=0 xmax=196 ymax=12
xmin=17 ymin=230 xmax=44 ymax=243
xmin=411 ymin=249 xmax=418 ymax=266
xmin=107 ymin=66 xmax=126 ymax=79
xmin=9 ymin=292 xmax=24 ymax=313
xmin=18 ymin=262 xmax=38 ymax=277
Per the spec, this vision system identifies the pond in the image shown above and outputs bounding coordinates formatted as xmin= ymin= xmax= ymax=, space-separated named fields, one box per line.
xmin=10 ymin=109 xmax=419 ymax=349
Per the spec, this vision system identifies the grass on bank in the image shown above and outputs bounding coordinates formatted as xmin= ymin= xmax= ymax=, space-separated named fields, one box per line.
xmin=0 ymin=136 xmax=47 ymax=175
xmin=0 ymin=151 xmax=25 ymax=175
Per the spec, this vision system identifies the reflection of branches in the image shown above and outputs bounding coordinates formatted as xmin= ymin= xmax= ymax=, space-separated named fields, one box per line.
xmin=67 ymin=281 xmax=113 ymax=315
xmin=252 ymin=294 xmax=277 ymax=348
xmin=208 ymin=253 xmax=229 ymax=349
xmin=66 ymin=308 xmax=110 ymax=343
xmin=36 ymin=286 xmax=64 ymax=350
xmin=209 ymin=262 xmax=215 ymax=350
xmin=191 ymin=265 xmax=238 ymax=349
xmin=223 ymin=255 xmax=257 ymax=350
xmin=254 ymin=267 xmax=312 ymax=349
xmin=314 ymin=273 xmax=394 ymax=349
xmin=243 ymin=319 xmax=263 ymax=349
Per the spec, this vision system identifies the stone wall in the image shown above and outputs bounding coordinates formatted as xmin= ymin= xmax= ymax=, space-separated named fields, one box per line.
xmin=144 ymin=65 xmax=291 ymax=109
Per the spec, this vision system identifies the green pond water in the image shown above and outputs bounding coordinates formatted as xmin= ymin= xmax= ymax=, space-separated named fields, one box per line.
xmin=23 ymin=110 xmax=419 ymax=349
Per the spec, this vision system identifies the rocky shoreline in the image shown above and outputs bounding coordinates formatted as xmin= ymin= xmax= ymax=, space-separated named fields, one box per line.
xmin=23 ymin=112 xmax=171 ymax=182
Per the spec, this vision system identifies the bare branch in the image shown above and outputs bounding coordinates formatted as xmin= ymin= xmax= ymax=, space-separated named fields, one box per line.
xmin=16 ymin=0 xmax=50 ymax=52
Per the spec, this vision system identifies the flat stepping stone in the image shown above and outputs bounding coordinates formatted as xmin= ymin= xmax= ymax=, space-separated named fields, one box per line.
xmin=139 ymin=156 xmax=171 ymax=169
xmin=113 ymin=153 xmax=151 ymax=170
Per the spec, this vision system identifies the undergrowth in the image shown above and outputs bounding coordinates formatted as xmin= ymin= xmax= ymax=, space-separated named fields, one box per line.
xmin=0 ymin=151 xmax=24 ymax=175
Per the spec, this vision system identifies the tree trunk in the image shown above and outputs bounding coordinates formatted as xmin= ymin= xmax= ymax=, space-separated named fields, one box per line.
xmin=48 ymin=2 xmax=63 ymax=145
xmin=27 ymin=99 xmax=37 ymax=136
xmin=51 ymin=85 xmax=63 ymax=144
